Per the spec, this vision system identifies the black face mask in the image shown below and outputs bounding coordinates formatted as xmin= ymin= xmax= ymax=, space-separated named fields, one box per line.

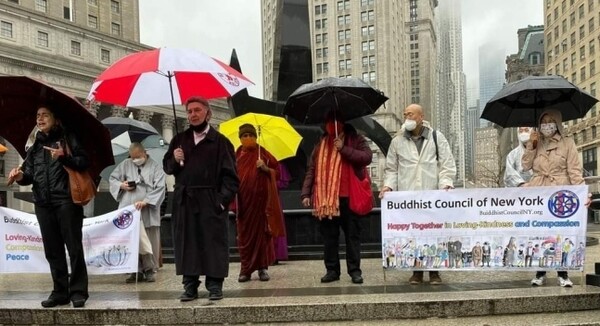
xmin=190 ymin=120 xmax=208 ymax=132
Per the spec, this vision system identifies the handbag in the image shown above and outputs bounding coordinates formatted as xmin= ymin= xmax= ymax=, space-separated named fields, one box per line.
xmin=63 ymin=140 xmax=96 ymax=206
xmin=348 ymin=167 xmax=373 ymax=215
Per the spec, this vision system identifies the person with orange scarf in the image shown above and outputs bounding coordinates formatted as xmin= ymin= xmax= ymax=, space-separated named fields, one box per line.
xmin=301 ymin=113 xmax=372 ymax=284
xmin=235 ymin=123 xmax=285 ymax=282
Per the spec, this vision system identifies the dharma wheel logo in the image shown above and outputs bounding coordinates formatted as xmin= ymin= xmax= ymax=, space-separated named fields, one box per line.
xmin=547 ymin=190 xmax=579 ymax=218
xmin=217 ymin=73 xmax=240 ymax=86
xmin=113 ymin=210 xmax=134 ymax=229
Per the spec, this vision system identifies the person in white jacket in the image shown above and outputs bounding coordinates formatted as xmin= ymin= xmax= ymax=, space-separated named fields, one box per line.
xmin=379 ymin=104 xmax=456 ymax=285
xmin=503 ymin=127 xmax=533 ymax=187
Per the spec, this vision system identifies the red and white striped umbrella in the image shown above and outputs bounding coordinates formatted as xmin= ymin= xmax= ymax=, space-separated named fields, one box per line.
xmin=87 ymin=47 xmax=253 ymax=107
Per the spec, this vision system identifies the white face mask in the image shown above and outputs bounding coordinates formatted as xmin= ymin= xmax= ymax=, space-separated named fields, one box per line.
xmin=403 ymin=119 xmax=417 ymax=131
xmin=540 ymin=123 xmax=557 ymax=137
xmin=132 ymin=158 xmax=146 ymax=166
xmin=518 ymin=132 xmax=530 ymax=143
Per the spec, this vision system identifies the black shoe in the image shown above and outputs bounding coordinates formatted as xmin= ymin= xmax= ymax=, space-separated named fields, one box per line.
xmin=320 ymin=271 xmax=340 ymax=283
xmin=126 ymin=272 xmax=145 ymax=283
xmin=258 ymin=269 xmax=270 ymax=281
xmin=41 ymin=297 xmax=70 ymax=308
xmin=72 ymin=299 xmax=86 ymax=308
xmin=178 ymin=291 xmax=198 ymax=302
xmin=208 ymin=289 xmax=223 ymax=301
xmin=351 ymin=274 xmax=364 ymax=284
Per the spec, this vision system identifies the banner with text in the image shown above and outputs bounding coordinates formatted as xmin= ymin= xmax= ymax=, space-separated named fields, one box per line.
xmin=381 ymin=185 xmax=588 ymax=271
xmin=1 ymin=205 xmax=140 ymax=274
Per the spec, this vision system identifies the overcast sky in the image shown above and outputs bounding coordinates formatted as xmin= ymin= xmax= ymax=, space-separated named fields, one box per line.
xmin=139 ymin=0 xmax=544 ymax=102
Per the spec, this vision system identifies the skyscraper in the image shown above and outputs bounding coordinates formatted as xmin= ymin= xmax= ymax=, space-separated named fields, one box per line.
xmin=545 ymin=0 xmax=600 ymax=180
xmin=478 ymin=43 xmax=506 ymax=127
xmin=435 ymin=0 xmax=466 ymax=186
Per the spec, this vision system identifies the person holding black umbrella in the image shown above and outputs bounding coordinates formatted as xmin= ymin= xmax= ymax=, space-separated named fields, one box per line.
xmin=7 ymin=105 xmax=89 ymax=308
xmin=301 ymin=111 xmax=372 ymax=284
xmin=522 ymin=109 xmax=585 ymax=287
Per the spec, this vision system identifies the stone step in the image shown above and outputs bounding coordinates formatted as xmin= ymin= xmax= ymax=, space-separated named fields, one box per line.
xmin=2 ymin=286 xmax=600 ymax=325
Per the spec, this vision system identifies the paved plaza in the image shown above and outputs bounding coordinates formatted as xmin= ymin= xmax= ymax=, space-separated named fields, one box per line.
xmin=1 ymin=226 xmax=600 ymax=325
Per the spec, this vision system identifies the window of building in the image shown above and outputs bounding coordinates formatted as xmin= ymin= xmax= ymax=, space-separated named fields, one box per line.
xmin=88 ymin=15 xmax=98 ymax=29
xmin=337 ymin=30 xmax=344 ymax=41
xmin=346 ymin=59 xmax=352 ymax=70
xmin=317 ymin=34 xmax=323 ymax=44
xmin=569 ymin=11 xmax=575 ymax=27
xmin=571 ymin=71 xmax=576 ymax=83
xmin=369 ymin=71 xmax=376 ymax=82
xmin=111 ymin=0 xmax=120 ymax=14
xmin=339 ymin=60 xmax=346 ymax=70
xmin=337 ymin=15 xmax=344 ymax=26
xmin=579 ymin=25 xmax=585 ymax=39
xmin=322 ymin=18 xmax=327 ymax=29
xmin=362 ymin=56 xmax=368 ymax=67
xmin=581 ymin=66 xmax=586 ymax=80
xmin=322 ymin=4 xmax=327 ymax=14
xmin=562 ymin=0 xmax=566 ymax=13
xmin=578 ymin=4 xmax=584 ymax=19
xmin=591 ymin=60 xmax=596 ymax=76
xmin=562 ymin=19 xmax=567 ymax=33
xmin=101 ymin=48 xmax=111 ymax=63
xmin=361 ymin=0 xmax=368 ymax=7
xmin=345 ymin=44 xmax=351 ymax=54
xmin=35 ymin=0 xmax=47 ymax=12
xmin=368 ymin=25 xmax=375 ymax=36
xmin=554 ymin=7 xmax=558 ymax=20
xmin=316 ymin=19 xmax=322 ymax=29
xmin=338 ymin=45 xmax=345 ymax=55
xmin=590 ymin=0 xmax=594 ymax=12
xmin=581 ymin=45 xmax=586 ymax=59
xmin=529 ymin=52 xmax=541 ymax=65
xmin=316 ymin=48 xmax=322 ymax=58
xmin=344 ymin=0 xmax=350 ymax=10
xmin=111 ymin=23 xmax=121 ymax=35
xmin=71 ymin=40 xmax=81 ymax=56
xmin=570 ymin=32 xmax=576 ymax=46
xmin=64 ymin=6 xmax=71 ymax=20
xmin=345 ymin=15 xmax=351 ymax=25
xmin=362 ymin=41 xmax=368 ymax=52
xmin=361 ymin=11 xmax=367 ymax=22
xmin=571 ymin=52 xmax=576 ymax=66
xmin=37 ymin=31 xmax=48 ymax=47
xmin=1 ymin=21 xmax=13 ymax=38
xmin=362 ymin=72 xmax=368 ymax=81
xmin=547 ymin=13 xmax=552 ymax=25
xmin=317 ymin=63 xmax=323 ymax=74
xmin=361 ymin=26 xmax=368 ymax=37
xmin=337 ymin=1 xmax=343 ymax=11
xmin=369 ymin=55 xmax=375 ymax=67
xmin=322 ymin=33 xmax=328 ymax=45
xmin=345 ymin=29 xmax=351 ymax=39
xmin=555 ymin=63 xmax=560 ymax=75
xmin=563 ymin=58 xmax=568 ymax=70
xmin=322 ymin=62 xmax=329 ymax=73
xmin=323 ymin=47 xmax=328 ymax=58
xmin=369 ymin=40 xmax=375 ymax=50
xmin=591 ymin=82 xmax=597 ymax=97
xmin=593 ymin=126 xmax=597 ymax=137
xmin=88 ymin=0 xmax=97 ymax=5
xmin=590 ymin=17 xmax=595 ymax=33
xmin=368 ymin=10 xmax=374 ymax=21
xmin=554 ymin=26 xmax=559 ymax=40
xmin=555 ymin=44 xmax=560 ymax=56
xmin=315 ymin=4 xmax=321 ymax=15
xmin=7 ymin=0 xmax=18 ymax=3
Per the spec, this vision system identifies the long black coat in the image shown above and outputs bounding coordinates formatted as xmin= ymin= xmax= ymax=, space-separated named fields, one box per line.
xmin=163 ymin=126 xmax=239 ymax=277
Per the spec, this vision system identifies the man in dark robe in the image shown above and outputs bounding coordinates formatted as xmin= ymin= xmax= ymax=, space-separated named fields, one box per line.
xmin=234 ymin=123 xmax=284 ymax=282
xmin=163 ymin=96 xmax=239 ymax=302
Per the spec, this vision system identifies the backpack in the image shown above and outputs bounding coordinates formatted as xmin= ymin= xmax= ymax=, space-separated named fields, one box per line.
xmin=432 ymin=129 xmax=439 ymax=161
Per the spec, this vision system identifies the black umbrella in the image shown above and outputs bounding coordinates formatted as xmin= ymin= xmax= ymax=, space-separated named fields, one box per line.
xmin=283 ymin=77 xmax=388 ymax=124
xmin=481 ymin=75 xmax=598 ymax=127
xmin=0 ymin=76 xmax=114 ymax=181
xmin=101 ymin=117 xmax=160 ymax=143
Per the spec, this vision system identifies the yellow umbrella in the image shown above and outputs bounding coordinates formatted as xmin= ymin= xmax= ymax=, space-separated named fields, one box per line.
xmin=219 ymin=113 xmax=302 ymax=161
xmin=0 ymin=143 xmax=7 ymax=154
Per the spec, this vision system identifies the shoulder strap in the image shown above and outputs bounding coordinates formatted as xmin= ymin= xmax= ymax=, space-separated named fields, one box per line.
xmin=432 ymin=129 xmax=439 ymax=161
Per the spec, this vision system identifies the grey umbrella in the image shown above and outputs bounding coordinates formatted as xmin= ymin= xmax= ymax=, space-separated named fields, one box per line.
xmin=481 ymin=75 xmax=598 ymax=127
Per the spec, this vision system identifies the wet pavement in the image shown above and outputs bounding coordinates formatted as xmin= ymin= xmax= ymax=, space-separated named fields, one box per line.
xmin=1 ymin=225 xmax=600 ymax=325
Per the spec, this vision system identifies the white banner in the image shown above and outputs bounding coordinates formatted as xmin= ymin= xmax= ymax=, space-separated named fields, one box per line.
xmin=381 ymin=185 xmax=588 ymax=272
xmin=1 ymin=205 xmax=140 ymax=274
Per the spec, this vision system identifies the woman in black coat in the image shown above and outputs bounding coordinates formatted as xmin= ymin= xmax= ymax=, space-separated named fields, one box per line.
xmin=8 ymin=105 xmax=89 ymax=308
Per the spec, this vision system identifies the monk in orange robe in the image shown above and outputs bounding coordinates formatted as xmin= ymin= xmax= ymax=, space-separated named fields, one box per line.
xmin=235 ymin=123 xmax=285 ymax=282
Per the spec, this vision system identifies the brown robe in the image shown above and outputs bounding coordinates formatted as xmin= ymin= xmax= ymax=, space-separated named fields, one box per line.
xmin=235 ymin=145 xmax=284 ymax=276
